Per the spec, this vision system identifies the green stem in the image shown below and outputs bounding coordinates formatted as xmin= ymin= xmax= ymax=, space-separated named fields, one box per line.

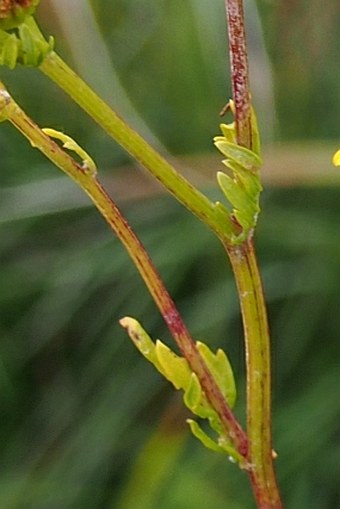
xmin=37 ymin=50 xmax=232 ymax=240
xmin=0 ymin=80 xmax=248 ymax=464
xmin=224 ymin=1 xmax=283 ymax=505
xmin=226 ymin=239 xmax=283 ymax=508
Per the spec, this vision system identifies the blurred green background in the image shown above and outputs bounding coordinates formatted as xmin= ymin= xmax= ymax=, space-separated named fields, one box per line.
xmin=0 ymin=1 xmax=340 ymax=507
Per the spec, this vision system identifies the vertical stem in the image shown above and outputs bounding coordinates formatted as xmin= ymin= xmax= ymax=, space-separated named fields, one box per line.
xmin=224 ymin=2 xmax=283 ymax=505
xmin=224 ymin=0 xmax=252 ymax=148
xmin=227 ymin=240 xmax=282 ymax=508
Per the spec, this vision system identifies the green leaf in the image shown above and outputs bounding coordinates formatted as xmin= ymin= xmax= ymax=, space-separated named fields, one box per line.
xmin=225 ymin=162 xmax=262 ymax=200
xmin=0 ymin=31 xmax=19 ymax=69
xmin=214 ymin=139 xmax=262 ymax=173
xmin=42 ymin=128 xmax=97 ymax=176
xmin=183 ymin=373 xmax=202 ymax=411
xmin=217 ymin=171 xmax=257 ymax=228
xmin=187 ymin=419 xmax=222 ymax=453
xmin=18 ymin=23 xmax=36 ymax=65
xmin=119 ymin=317 xmax=161 ymax=370
xmin=120 ymin=318 xmax=240 ymax=461
xmin=220 ymin=121 xmax=237 ymax=144
xmin=196 ymin=341 xmax=236 ymax=408
xmin=187 ymin=419 xmax=243 ymax=465
xmin=0 ymin=17 xmax=54 ymax=69
xmin=250 ymin=105 xmax=261 ymax=156
xmin=213 ymin=103 xmax=263 ymax=244
xmin=155 ymin=340 xmax=191 ymax=390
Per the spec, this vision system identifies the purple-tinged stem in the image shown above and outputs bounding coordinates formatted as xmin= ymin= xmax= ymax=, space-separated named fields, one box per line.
xmin=225 ymin=0 xmax=252 ymax=148
xmin=224 ymin=1 xmax=284 ymax=506
xmin=0 ymin=80 xmax=248 ymax=464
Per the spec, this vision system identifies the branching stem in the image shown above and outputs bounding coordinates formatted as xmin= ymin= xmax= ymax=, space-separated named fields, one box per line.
xmin=0 ymin=3 xmax=285 ymax=503
xmin=38 ymin=51 xmax=232 ymax=240
xmin=0 ymin=80 xmax=248 ymax=464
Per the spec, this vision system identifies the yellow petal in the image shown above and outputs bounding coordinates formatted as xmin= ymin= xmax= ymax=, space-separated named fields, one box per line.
xmin=332 ymin=149 xmax=340 ymax=167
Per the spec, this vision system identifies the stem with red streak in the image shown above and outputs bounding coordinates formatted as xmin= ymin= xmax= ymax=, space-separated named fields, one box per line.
xmin=224 ymin=1 xmax=283 ymax=507
xmin=0 ymin=80 xmax=248 ymax=463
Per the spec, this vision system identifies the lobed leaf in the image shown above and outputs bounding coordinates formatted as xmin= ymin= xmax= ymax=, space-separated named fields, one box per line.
xmin=213 ymin=103 xmax=263 ymax=244
xmin=120 ymin=317 xmax=240 ymax=461
xmin=183 ymin=372 xmax=203 ymax=411
xmin=119 ymin=317 xmax=161 ymax=370
xmin=214 ymin=138 xmax=262 ymax=173
xmin=154 ymin=340 xmax=191 ymax=390
xmin=196 ymin=341 xmax=236 ymax=408
xmin=187 ymin=419 xmax=222 ymax=453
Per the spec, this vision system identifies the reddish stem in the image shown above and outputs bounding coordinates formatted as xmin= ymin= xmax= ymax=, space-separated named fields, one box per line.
xmin=0 ymin=79 xmax=249 ymax=462
xmin=224 ymin=0 xmax=252 ymax=148
xmin=88 ymin=178 xmax=249 ymax=460
xmin=224 ymin=1 xmax=284 ymax=506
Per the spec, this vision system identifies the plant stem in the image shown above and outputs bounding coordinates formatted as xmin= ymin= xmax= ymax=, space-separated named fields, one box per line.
xmin=88 ymin=181 xmax=248 ymax=461
xmin=224 ymin=0 xmax=252 ymax=148
xmin=37 ymin=50 xmax=232 ymax=240
xmin=0 ymin=80 xmax=248 ymax=464
xmin=224 ymin=1 xmax=283 ymax=506
xmin=227 ymin=240 xmax=283 ymax=508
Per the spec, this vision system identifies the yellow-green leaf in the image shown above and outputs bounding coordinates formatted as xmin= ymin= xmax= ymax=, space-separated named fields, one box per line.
xmin=187 ymin=419 xmax=222 ymax=453
xmin=119 ymin=317 xmax=161 ymax=370
xmin=42 ymin=128 xmax=97 ymax=176
xmin=155 ymin=340 xmax=191 ymax=390
xmin=183 ymin=373 xmax=202 ymax=411
xmin=196 ymin=341 xmax=236 ymax=408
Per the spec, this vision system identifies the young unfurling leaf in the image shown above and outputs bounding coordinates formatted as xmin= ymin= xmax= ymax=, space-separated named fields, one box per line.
xmin=214 ymin=139 xmax=261 ymax=173
xmin=42 ymin=128 xmax=97 ymax=176
xmin=214 ymin=103 xmax=263 ymax=244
